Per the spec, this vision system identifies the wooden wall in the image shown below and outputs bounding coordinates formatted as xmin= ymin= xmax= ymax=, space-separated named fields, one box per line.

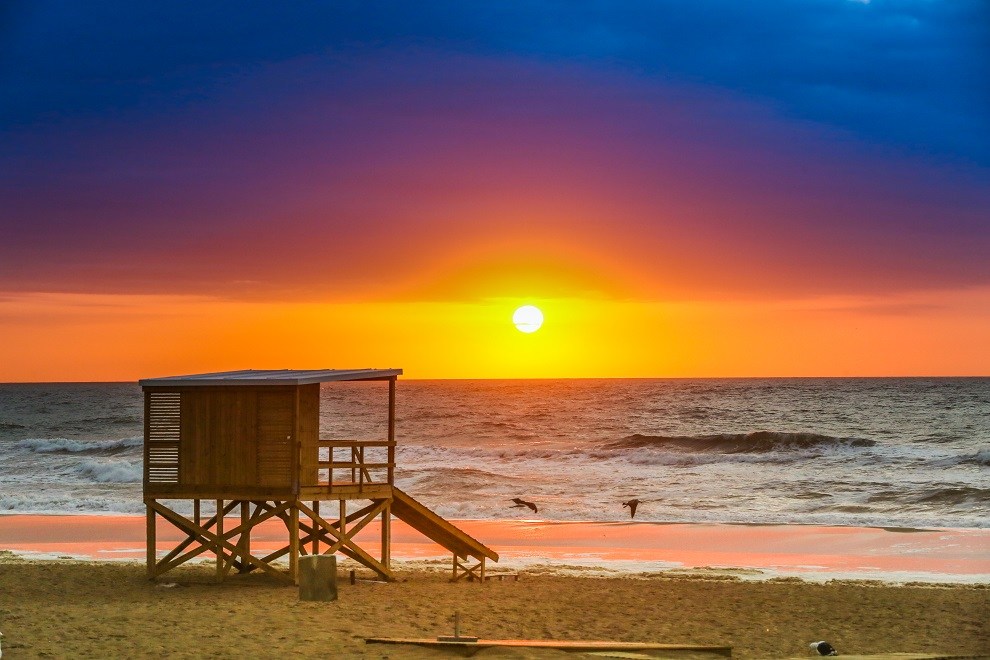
xmin=144 ymin=384 xmax=320 ymax=496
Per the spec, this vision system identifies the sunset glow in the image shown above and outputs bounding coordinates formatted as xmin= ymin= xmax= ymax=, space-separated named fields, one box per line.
xmin=0 ymin=3 xmax=986 ymax=380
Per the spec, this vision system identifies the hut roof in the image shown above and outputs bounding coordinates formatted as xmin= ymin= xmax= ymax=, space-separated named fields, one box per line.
xmin=139 ymin=368 xmax=402 ymax=387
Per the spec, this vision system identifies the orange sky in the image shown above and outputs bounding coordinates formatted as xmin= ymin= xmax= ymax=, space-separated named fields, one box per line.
xmin=2 ymin=286 xmax=988 ymax=381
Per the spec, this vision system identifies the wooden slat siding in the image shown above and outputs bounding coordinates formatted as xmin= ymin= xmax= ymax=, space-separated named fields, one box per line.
xmin=179 ymin=388 xmax=215 ymax=486
xmin=217 ymin=388 xmax=258 ymax=486
xmin=146 ymin=391 xmax=181 ymax=485
xmin=257 ymin=388 xmax=294 ymax=487
xmin=296 ymin=384 xmax=319 ymax=489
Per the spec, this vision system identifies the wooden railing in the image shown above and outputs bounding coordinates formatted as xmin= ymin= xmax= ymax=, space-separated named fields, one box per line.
xmin=301 ymin=439 xmax=395 ymax=489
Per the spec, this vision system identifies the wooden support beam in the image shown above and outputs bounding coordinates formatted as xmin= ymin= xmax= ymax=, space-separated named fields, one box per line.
xmin=215 ymin=499 xmax=224 ymax=582
xmin=151 ymin=500 xmax=291 ymax=579
xmin=296 ymin=500 xmax=394 ymax=580
xmin=146 ymin=504 xmax=156 ymax=579
xmin=381 ymin=501 xmax=391 ymax=571
xmin=311 ymin=501 xmax=319 ymax=555
xmin=289 ymin=504 xmax=300 ymax=585
xmin=451 ymin=554 xmax=486 ymax=583
xmin=155 ymin=503 xmax=233 ymax=571
xmin=387 ymin=378 xmax=395 ymax=485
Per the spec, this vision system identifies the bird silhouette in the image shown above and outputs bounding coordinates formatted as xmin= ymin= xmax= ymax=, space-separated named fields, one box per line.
xmin=809 ymin=641 xmax=837 ymax=656
xmin=510 ymin=498 xmax=538 ymax=513
xmin=622 ymin=499 xmax=641 ymax=519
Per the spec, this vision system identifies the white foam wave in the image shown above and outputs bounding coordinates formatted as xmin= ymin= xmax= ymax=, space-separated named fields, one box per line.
xmin=15 ymin=437 xmax=142 ymax=454
xmin=72 ymin=459 xmax=143 ymax=483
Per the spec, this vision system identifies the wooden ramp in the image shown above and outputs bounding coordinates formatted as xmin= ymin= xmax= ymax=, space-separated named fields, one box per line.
xmin=366 ymin=638 xmax=732 ymax=657
xmin=390 ymin=487 xmax=499 ymax=581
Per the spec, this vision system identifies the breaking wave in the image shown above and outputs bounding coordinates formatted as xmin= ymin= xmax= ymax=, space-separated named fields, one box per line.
xmin=15 ymin=437 xmax=143 ymax=454
xmin=71 ymin=459 xmax=143 ymax=483
xmin=602 ymin=431 xmax=874 ymax=454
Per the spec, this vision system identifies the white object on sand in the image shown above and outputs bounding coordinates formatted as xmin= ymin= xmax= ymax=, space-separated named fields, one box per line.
xmin=810 ymin=640 xmax=837 ymax=656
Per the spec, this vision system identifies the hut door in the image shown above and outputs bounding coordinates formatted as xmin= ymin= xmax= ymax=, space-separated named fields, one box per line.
xmin=257 ymin=390 xmax=294 ymax=487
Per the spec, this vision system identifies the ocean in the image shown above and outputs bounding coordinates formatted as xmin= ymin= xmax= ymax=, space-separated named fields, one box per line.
xmin=1 ymin=378 xmax=987 ymax=529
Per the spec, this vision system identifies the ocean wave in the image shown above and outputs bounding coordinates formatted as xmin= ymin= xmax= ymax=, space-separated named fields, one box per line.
xmin=403 ymin=466 xmax=519 ymax=491
xmin=928 ymin=447 xmax=990 ymax=469
xmin=602 ymin=431 xmax=874 ymax=454
xmin=78 ymin=415 xmax=139 ymax=426
xmin=0 ymin=422 xmax=27 ymax=430
xmin=909 ymin=486 xmax=990 ymax=506
xmin=959 ymin=448 xmax=990 ymax=467
xmin=15 ymin=437 xmax=143 ymax=454
xmin=72 ymin=459 xmax=143 ymax=483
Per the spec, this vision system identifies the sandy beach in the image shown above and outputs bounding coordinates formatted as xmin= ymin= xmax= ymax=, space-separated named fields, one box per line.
xmin=1 ymin=515 xmax=988 ymax=658
xmin=0 ymin=555 xmax=987 ymax=659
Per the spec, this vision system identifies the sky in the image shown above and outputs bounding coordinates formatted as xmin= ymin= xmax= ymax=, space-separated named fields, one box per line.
xmin=1 ymin=1 xmax=988 ymax=380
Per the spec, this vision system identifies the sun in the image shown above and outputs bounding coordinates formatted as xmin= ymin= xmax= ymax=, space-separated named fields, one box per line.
xmin=512 ymin=305 xmax=544 ymax=333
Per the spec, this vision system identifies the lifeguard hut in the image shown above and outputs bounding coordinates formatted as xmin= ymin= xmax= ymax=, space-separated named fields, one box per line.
xmin=140 ymin=369 xmax=497 ymax=583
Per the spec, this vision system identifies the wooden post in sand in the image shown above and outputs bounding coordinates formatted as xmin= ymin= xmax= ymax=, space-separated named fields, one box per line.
xmin=146 ymin=504 xmax=156 ymax=578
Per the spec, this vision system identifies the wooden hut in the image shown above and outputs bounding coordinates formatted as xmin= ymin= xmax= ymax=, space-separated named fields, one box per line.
xmin=140 ymin=369 xmax=497 ymax=583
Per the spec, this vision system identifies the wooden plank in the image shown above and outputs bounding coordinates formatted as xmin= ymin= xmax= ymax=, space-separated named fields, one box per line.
xmin=365 ymin=639 xmax=732 ymax=657
xmin=216 ymin=388 xmax=257 ymax=486
xmin=257 ymin=389 xmax=294 ymax=488
xmin=311 ymin=440 xmax=396 ymax=448
xmin=297 ymin=484 xmax=393 ymax=498
xmin=144 ymin=485 xmax=300 ymax=499
xmin=296 ymin=384 xmax=319 ymax=488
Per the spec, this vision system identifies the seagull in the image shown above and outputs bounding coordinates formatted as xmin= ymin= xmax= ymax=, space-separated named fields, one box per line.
xmin=810 ymin=641 xmax=837 ymax=656
xmin=510 ymin=498 xmax=538 ymax=514
xmin=622 ymin=499 xmax=641 ymax=519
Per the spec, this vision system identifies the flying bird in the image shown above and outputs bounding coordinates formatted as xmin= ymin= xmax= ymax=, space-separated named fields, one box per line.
xmin=510 ymin=498 xmax=538 ymax=513
xmin=809 ymin=641 xmax=837 ymax=656
xmin=622 ymin=499 xmax=641 ymax=518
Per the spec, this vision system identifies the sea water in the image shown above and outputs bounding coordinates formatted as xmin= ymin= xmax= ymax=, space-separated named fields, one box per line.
xmin=0 ymin=378 xmax=987 ymax=529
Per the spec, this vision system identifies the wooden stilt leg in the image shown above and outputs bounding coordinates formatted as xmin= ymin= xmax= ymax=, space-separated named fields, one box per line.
xmin=238 ymin=501 xmax=250 ymax=573
xmin=194 ymin=499 xmax=200 ymax=527
xmin=289 ymin=504 xmax=300 ymax=585
xmin=146 ymin=502 xmax=156 ymax=579
xmin=216 ymin=499 xmax=224 ymax=582
xmin=381 ymin=501 xmax=391 ymax=571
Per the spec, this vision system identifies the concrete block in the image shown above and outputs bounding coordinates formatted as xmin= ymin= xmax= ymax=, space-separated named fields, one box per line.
xmin=299 ymin=554 xmax=337 ymax=601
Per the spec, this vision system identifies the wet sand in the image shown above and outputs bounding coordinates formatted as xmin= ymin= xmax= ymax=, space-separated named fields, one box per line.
xmin=1 ymin=514 xmax=989 ymax=583
xmin=1 ymin=515 xmax=988 ymax=657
